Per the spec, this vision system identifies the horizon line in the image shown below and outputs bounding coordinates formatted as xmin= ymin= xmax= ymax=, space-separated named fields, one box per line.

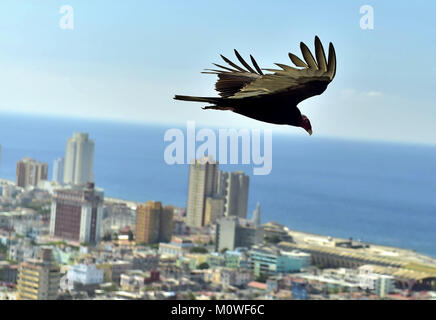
xmin=1 ymin=110 xmax=435 ymax=149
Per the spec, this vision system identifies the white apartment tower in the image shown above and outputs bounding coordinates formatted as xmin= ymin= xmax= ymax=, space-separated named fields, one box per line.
xmin=52 ymin=157 xmax=64 ymax=184
xmin=64 ymin=133 xmax=95 ymax=186
xmin=251 ymin=202 xmax=262 ymax=227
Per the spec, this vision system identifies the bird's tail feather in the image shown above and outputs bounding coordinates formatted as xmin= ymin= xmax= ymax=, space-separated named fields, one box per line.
xmin=174 ymin=95 xmax=222 ymax=104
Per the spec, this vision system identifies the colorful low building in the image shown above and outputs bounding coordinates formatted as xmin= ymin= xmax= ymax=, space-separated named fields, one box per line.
xmin=249 ymin=246 xmax=311 ymax=277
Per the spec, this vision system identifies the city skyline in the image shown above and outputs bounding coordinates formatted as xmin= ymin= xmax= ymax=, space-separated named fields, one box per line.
xmin=1 ymin=128 xmax=436 ymax=301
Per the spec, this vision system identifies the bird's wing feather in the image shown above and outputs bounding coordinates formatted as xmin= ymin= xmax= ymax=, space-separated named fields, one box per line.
xmin=229 ymin=36 xmax=336 ymax=103
xmin=202 ymin=50 xmax=263 ymax=98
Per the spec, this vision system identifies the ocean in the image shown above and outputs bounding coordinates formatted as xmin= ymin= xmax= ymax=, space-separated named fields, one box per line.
xmin=0 ymin=113 xmax=435 ymax=257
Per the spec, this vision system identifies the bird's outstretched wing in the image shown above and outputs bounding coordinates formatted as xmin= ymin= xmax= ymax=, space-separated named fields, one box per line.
xmin=202 ymin=50 xmax=264 ymax=98
xmin=228 ymin=36 xmax=336 ymax=103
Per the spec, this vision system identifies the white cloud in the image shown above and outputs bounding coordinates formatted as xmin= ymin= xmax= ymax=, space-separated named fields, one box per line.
xmin=367 ymin=91 xmax=382 ymax=97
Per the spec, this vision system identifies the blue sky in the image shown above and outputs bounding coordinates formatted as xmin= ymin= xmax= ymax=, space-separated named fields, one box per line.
xmin=0 ymin=1 xmax=435 ymax=144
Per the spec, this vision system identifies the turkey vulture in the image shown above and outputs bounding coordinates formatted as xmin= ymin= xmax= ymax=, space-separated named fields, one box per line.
xmin=174 ymin=36 xmax=337 ymax=135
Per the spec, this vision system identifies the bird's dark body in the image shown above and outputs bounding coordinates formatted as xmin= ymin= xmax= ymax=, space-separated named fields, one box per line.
xmin=174 ymin=36 xmax=336 ymax=134
xmin=220 ymin=80 xmax=329 ymax=125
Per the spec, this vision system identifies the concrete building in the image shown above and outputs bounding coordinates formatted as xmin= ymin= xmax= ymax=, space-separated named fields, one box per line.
xmin=49 ymin=183 xmax=104 ymax=243
xmin=186 ymin=156 xmax=220 ymax=228
xmin=2 ymin=185 xmax=15 ymax=199
xmin=16 ymin=158 xmax=48 ymax=188
xmin=262 ymin=222 xmax=293 ymax=243
xmin=135 ymin=201 xmax=174 ymax=244
xmin=358 ymin=265 xmax=395 ymax=297
xmin=160 ymin=205 xmax=174 ymax=243
xmin=63 ymin=132 xmax=94 ymax=186
xmin=97 ymin=260 xmax=132 ymax=284
xmin=131 ymin=252 xmax=160 ymax=271
xmin=218 ymin=171 xmax=249 ymax=218
xmin=158 ymin=239 xmax=195 ymax=256
xmin=120 ymin=270 xmax=159 ymax=292
xmin=215 ymin=216 xmax=263 ymax=252
xmin=52 ymin=157 xmax=65 ymax=184
xmin=0 ymin=212 xmax=13 ymax=230
xmin=224 ymin=248 xmax=250 ymax=270
xmin=249 ymin=246 xmax=311 ymax=277
xmin=295 ymin=270 xmax=361 ymax=294
xmin=210 ymin=267 xmax=253 ymax=287
xmin=204 ymin=196 xmax=224 ymax=225
xmin=251 ymin=202 xmax=262 ymax=227
xmin=277 ymin=241 xmax=405 ymax=270
xmin=8 ymin=238 xmax=39 ymax=263
xmin=67 ymin=264 xmax=104 ymax=286
xmin=102 ymin=203 xmax=136 ymax=234
xmin=16 ymin=248 xmax=61 ymax=300
xmin=0 ymin=261 xmax=18 ymax=284
xmin=207 ymin=252 xmax=225 ymax=268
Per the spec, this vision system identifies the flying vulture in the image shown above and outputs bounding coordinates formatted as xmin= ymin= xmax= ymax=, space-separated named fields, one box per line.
xmin=174 ymin=36 xmax=336 ymax=135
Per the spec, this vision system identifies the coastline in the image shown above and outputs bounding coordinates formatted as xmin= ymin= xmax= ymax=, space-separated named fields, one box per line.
xmin=287 ymin=229 xmax=436 ymax=266
xmin=1 ymin=177 xmax=436 ymax=262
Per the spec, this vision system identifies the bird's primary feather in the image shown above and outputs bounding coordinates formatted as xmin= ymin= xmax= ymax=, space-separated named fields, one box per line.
xmin=174 ymin=36 xmax=337 ymax=129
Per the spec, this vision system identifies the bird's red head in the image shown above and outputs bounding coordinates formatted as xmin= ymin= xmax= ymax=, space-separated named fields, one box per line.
xmin=300 ymin=115 xmax=313 ymax=135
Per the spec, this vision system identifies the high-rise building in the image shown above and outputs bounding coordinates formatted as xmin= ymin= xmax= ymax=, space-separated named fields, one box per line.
xmin=186 ymin=156 xmax=220 ymax=228
xmin=136 ymin=201 xmax=174 ymax=244
xmin=63 ymin=132 xmax=94 ymax=186
xmin=52 ymin=157 xmax=65 ymax=184
xmin=136 ymin=201 xmax=160 ymax=244
xmin=16 ymin=248 xmax=60 ymax=300
xmin=160 ymin=205 xmax=175 ymax=243
xmin=204 ymin=196 xmax=225 ymax=226
xmin=218 ymin=171 xmax=249 ymax=218
xmin=49 ymin=183 xmax=104 ymax=243
xmin=251 ymin=202 xmax=262 ymax=227
xmin=16 ymin=158 xmax=48 ymax=188
xmin=215 ymin=216 xmax=264 ymax=252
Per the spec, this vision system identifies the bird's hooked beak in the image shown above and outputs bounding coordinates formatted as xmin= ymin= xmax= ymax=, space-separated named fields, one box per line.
xmin=300 ymin=115 xmax=312 ymax=136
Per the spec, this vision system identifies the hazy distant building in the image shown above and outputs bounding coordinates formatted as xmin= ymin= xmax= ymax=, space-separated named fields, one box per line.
xmin=251 ymin=202 xmax=261 ymax=227
xmin=136 ymin=201 xmax=174 ymax=244
xmin=186 ymin=156 xmax=220 ymax=228
xmin=102 ymin=203 xmax=136 ymax=234
xmin=160 ymin=205 xmax=175 ymax=243
xmin=16 ymin=157 xmax=48 ymax=188
xmin=358 ymin=265 xmax=395 ymax=298
xmin=262 ymin=222 xmax=293 ymax=243
xmin=16 ymin=248 xmax=60 ymax=300
xmin=63 ymin=133 xmax=94 ymax=186
xmin=2 ymin=185 xmax=15 ymax=199
xmin=67 ymin=263 xmax=104 ymax=286
xmin=204 ymin=196 xmax=225 ymax=226
xmin=249 ymin=245 xmax=311 ymax=277
xmin=218 ymin=171 xmax=249 ymax=218
xmin=52 ymin=157 xmax=65 ymax=184
xmin=215 ymin=216 xmax=263 ymax=252
xmin=49 ymin=183 xmax=104 ymax=243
